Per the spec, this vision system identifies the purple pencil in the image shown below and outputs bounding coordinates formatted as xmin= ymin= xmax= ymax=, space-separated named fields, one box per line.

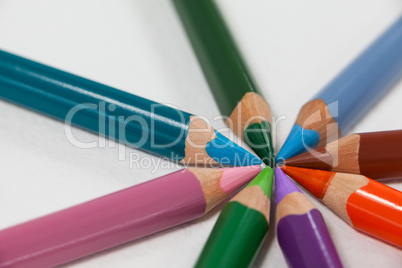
xmin=275 ymin=167 xmax=343 ymax=268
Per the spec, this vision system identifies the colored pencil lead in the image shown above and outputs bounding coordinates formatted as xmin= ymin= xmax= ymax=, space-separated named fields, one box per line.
xmin=205 ymin=131 xmax=263 ymax=166
xmin=276 ymin=124 xmax=320 ymax=163
xmin=244 ymin=121 xmax=275 ymax=167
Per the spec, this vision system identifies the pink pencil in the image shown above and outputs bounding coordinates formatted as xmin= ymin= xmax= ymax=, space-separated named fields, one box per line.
xmin=0 ymin=166 xmax=261 ymax=267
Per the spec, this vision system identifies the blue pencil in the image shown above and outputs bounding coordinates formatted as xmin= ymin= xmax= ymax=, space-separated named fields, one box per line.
xmin=277 ymin=16 xmax=402 ymax=162
xmin=0 ymin=50 xmax=261 ymax=166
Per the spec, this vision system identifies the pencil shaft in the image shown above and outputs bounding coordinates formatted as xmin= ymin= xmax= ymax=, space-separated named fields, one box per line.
xmin=0 ymin=50 xmax=190 ymax=160
xmin=0 ymin=170 xmax=206 ymax=267
xmin=172 ymin=0 xmax=260 ymax=116
xmin=315 ymin=16 xmax=402 ymax=133
xmin=0 ymin=165 xmax=261 ymax=267
xmin=0 ymin=50 xmax=262 ymax=166
xmin=346 ymin=179 xmax=402 ymax=247
xmin=277 ymin=209 xmax=342 ymax=268
xmin=358 ymin=130 xmax=402 ymax=179
xmin=195 ymin=202 xmax=268 ymax=268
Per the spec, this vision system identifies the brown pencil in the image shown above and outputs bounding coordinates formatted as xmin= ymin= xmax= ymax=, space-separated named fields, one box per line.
xmin=283 ymin=130 xmax=402 ymax=180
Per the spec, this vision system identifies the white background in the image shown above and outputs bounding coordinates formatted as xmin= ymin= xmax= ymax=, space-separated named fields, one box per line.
xmin=0 ymin=0 xmax=401 ymax=267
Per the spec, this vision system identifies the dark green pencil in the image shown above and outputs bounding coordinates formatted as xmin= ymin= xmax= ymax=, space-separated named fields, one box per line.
xmin=195 ymin=167 xmax=273 ymax=268
xmin=172 ymin=0 xmax=275 ymax=166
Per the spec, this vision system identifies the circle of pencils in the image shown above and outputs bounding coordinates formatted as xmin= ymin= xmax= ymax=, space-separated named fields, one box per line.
xmin=1 ymin=2 xmax=402 ymax=267
xmin=281 ymin=166 xmax=402 ymax=248
xmin=283 ymin=130 xmax=402 ymax=180
xmin=275 ymin=167 xmax=343 ymax=268
xmin=195 ymin=167 xmax=273 ymax=268
xmin=0 ymin=166 xmax=261 ymax=267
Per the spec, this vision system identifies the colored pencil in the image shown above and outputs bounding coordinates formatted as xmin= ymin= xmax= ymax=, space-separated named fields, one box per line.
xmin=0 ymin=50 xmax=262 ymax=166
xmin=281 ymin=166 xmax=402 ymax=248
xmin=0 ymin=166 xmax=261 ymax=267
xmin=276 ymin=16 xmax=402 ymax=162
xmin=283 ymin=130 xmax=402 ymax=180
xmin=275 ymin=167 xmax=343 ymax=268
xmin=195 ymin=167 xmax=273 ymax=268
xmin=173 ymin=0 xmax=275 ymax=166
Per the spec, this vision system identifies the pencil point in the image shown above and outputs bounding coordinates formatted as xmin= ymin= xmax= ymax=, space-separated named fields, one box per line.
xmin=283 ymin=146 xmax=333 ymax=170
xmin=206 ymin=131 xmax=263 ymax=166
xmin=244 ymin=121 xmax=275 ymax=167
xmin=281 ymin=166 xmax=335 ymax=199
xmin=246 ymin=167 xmax=274 ymax=199
xmin=276 ymin=124 xmax=320 ymax=163
xmin=274 ymin=167 xmax=302 ymax=204
xmin=220 ymin=165 xmax=262 ymax=194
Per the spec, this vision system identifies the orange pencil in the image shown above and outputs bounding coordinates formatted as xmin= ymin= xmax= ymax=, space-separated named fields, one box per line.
xmin=281 ymin=166 xmax=402 ymax=248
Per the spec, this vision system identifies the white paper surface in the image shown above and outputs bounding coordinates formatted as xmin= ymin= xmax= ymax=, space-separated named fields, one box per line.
xmin=0 ymin=0 xmax=401 ymax=267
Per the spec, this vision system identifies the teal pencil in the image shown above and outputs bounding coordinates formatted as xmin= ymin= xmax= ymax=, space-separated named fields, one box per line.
xmin=0 ymin=50 xmax=261 ymax=166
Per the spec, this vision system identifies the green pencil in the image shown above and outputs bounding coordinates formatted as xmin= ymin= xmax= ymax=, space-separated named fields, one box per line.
xmin=195 ymin=167 xmax=273 ymax=268
xmin=173 ymin=0 xmax=275 ymax=166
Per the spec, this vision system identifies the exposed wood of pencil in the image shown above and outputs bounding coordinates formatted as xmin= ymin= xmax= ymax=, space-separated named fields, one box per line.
xmin=225 ymin=92 xmax=271 ymax=139
xmin=322 ymin=173 xmax=369 ymax=225
xmin=284 ymin=134 xmax=360 ymax=173
xmin=188 ymin=168 xmax=225 ymax=212
xmin=231 ymin=185 xmax=270 ymax=222
xmin=276 ymin=192 xmax=316 ymax=224
xmin=295 ymin=99 xmax=340 ymax=147
xmin=181 ymin=116 xmax=219 ymax=166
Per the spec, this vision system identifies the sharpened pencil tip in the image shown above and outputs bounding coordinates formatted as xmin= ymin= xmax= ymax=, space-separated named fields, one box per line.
xmin=206 ymin=131 xmax=263 ymax=166
xmin=282 ymin=145 xmax=334 ymax=170
xmin=281 ymin=166 xmax=335 ymax=199
xmin=246 ymin=167 xmax=274 ymax=199
xmin=276 ymin=124 xmax=320 ymax=162
xmin=244 ymin=121 xmax=275 ymax=167
xmin=274 ymin=167 xmax=302 ymax=204
xmin=220 ymin=165 xmax=262 ymax=194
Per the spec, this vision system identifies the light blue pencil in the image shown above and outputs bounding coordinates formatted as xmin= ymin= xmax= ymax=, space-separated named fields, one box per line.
xmin=277 ymin=16 xmax=402 ymax=162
